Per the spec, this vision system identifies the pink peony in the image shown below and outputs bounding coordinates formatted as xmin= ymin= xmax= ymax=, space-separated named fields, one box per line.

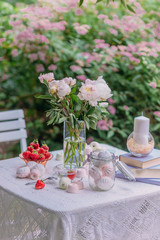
xmin=153 ymin=111 xmax=160 ymax=117
xmin=108 ymin=106 xmax=116 ymax=115
xmin=123 ymin=105 xmax=129 ymax=111
xmin=38 ymin=73 xmax=54 ymax=83
xmin=57 ymin=81 xmax=71 ymax=99
xmin=63 ymin=77 xmax=76 ymax=86
xmin=149 ymin=82 xmax=157 ymax=89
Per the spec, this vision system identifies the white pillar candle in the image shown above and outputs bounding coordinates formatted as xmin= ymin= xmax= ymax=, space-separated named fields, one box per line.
xmin=133 ymin=116 xmax=150 ymax=145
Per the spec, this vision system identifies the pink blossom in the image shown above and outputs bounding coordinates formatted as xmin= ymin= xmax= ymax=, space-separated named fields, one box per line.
xmin=38 ymin=52 xmax=46 ymax=62
xmin=86 ymin=136 xmax=94 ymax=144
xmin=97 ymin=120 xmax=109 ymax=131
xmin=97 ymin=119 xmax=113 ymax=131
xmin=2 ymin=74 xmax=9 ymax=80
xmin=157 ymin=63 xmax=160 ymax=67
xmin=109 ymin=28 xmax=118 ymax=36
xmin=77 ymin=75 xmax=86 ymax=81
xmin=38 ymin=73 xmax=54 ymax=83
xmin=63 ymin=77 xmax=76 ymax=86
xmin=149 ymin=82 xmax=157 ymax=89
xmin=129 ymin=57 xmax=140 ymax=63
xmin=73 ymin=23 xmax=90 ymax=35
xmin=70 ymin=65 xmax=82 ymax=72
xmin=48 ymin=64 xmax=57 ymax=71
xmin=11 ymin=49 xmax=19 ymax=57
xmin=75 ymin=9 xmax=83 ymax=16
xmin=36 ymin=35 xmax=49 ymax=44
xmin=112 ymin=67 xmax=118 ymax=72
xmin=108 ymin=98 xmax=115 ymax=104
xmin=28 ymin=53 xmax=38 ymax=62
xmin=56 ymin=81 xmax=71 ymax=99
xmin=53 ymin=57 xmax=60 ymax=63
xmin=0 ymin=38 xmax=5 ymax=44
xmin=108 ymin=105 xmax=116 ymax=115
xmin=36 ymin=64 xmax=45 ymax=73
xmin=154 ymin=111 xmax=160 ymax=117
xmin=123 ymin=105 xmax=129 ymax=111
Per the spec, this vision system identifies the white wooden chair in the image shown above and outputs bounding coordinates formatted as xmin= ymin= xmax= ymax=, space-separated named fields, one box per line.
xmin=0 ymin=109 xmax=27 ymax=152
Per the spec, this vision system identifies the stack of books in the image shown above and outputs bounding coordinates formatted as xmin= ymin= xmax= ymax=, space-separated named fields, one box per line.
xmin=117 ymin=149 xmax=160 ymax=185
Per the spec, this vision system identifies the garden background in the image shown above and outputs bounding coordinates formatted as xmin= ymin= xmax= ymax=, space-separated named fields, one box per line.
xmin=0 ymin=0 xmax=160 ymax=159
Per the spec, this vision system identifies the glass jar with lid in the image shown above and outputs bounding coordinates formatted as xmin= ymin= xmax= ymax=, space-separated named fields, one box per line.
xmin=88 ymin=151 xmax=115 ymax=191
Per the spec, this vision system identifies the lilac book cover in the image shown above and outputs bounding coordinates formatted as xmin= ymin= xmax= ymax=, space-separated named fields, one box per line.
xmin=121 ymin=149 xmax=160 ymax=162
xmin=116 ymin=164 xmax=160 ymax=186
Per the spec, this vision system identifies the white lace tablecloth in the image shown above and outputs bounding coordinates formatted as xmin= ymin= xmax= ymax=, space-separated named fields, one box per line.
xmin=1 ymin=145 xmax=160 ymax=240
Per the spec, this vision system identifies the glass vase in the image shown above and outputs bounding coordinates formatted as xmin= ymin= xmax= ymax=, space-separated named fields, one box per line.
xmin=63 ymin=121 xmax=86 ymax=168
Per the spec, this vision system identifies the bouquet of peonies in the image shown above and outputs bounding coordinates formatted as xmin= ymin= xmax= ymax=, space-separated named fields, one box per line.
xmin=37 ymin=73 xmax=112 ymax=167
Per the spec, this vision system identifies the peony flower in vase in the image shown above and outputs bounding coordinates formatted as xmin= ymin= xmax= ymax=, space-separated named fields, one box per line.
xmin=36 ymin=73 xmax=112 ymax=169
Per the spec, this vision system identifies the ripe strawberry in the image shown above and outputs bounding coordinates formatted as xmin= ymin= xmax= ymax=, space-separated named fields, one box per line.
xmin=45 ymin=152 xmax=51 ymax=159
xmin=30 ymin=139 xmax=39 ymax=149
xmin=22 ymin=151 xmax=31 ymax=159
xmin=38 ymin=154 xmax=45 ymax=161
xmin=30 ymin=151 xmax=39 ymax=161
xmin=27 ymin=146 xmax=34 ymax=153
xmin=67 ymin=170 xmax=76 ymax=180
xmin=38 ymin=148 xmax=45 ymax=155
xmin=41 ymin=143 xmax=49 ymax=152
xmin=35 ymin=180 xmax=45 ymax=189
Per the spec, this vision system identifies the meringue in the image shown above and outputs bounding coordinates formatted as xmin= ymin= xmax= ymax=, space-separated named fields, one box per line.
xmin=16 ymin=166 xmax=30 ymax=178
xmin=96 ymin=176 xmax=114 ymax=191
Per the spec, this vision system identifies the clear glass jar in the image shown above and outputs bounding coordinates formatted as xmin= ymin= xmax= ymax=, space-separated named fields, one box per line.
xmin=88 ymin=151 xmax=115 ymax=191
xmin=127 ymin=132 xmax=154 ymax=157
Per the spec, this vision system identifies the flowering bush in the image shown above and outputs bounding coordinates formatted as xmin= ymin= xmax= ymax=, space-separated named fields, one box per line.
xmin=0 ymin=0 xmax=160 ymax=157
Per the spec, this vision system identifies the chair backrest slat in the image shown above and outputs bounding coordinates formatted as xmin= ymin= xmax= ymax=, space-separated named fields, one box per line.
xmin=0 ymin=129 xmax=27 ymax=142
xmin=0 ymin=110 xmax=24 ymax=121
xmin=0 ymin=119 xmax=26 ymax=132
xmin=0 ymin=110 xmax=27 ymax=153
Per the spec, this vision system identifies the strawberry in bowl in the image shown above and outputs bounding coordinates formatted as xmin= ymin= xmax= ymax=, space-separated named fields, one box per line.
xmin=19 ymin=140 xmax=53 ymax=166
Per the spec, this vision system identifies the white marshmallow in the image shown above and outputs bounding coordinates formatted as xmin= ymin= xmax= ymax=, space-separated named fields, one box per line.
xmin=67 ymin=183 xmax=79 ymax=193
xmin=90 ymin=142 xmax=102 ymax=151
xmin=59 ymin=177 xmax=71 ymax=190
xmin=16 ymin=166 xmax=30 ymax=178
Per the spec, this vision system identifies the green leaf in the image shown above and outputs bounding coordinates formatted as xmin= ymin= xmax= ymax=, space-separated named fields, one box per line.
xmin=84 ymin=116 xmax=90 ymax=130
xmin=70 ymin=86 xmax=77 ymax=94
xmin=126 ymin=4 xmax=136 ymax=13
xmin=96 ymin=0 xmax=102 ymax=3
xmin=107 ymin=131 xmax=115 ymax=139
xmin=106 ymin=0 xmax=110 ymax=5
xmin=35 ymin=94 xmax=54 ymax=100
xmin=89 ymin=119 xmax=97 ymax=130
xmin=120 ymin=0 xmax=126 ymax=7
xmin=87 ymin=107 xmax=95 ymax=115
xmin=71 ymin=95 xmax=81 ymax=104
xmin=79 ymin=0 xmax=83 ymax=6
xmin=59 ymin=117 xmax=67 ymax=124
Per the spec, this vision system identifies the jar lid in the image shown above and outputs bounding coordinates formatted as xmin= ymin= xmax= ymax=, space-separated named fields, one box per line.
xmin=89 ymin=150 xmax=115 ymax=162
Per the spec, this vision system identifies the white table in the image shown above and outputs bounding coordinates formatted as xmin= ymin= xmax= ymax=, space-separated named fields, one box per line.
xmin=1 ymin=146 xmax=160 ymax=240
